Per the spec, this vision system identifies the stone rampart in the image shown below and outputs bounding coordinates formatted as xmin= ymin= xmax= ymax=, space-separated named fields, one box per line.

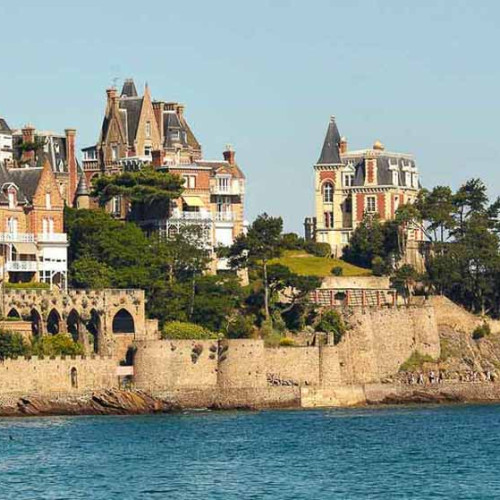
xmin=0 ymin=355 xmax=117 ymax=395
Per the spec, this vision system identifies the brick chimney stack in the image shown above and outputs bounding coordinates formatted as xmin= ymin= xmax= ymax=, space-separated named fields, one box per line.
xmin=21 ymin=124 xmax=36 ymax=162
xmin=340 ymin=136 xmax=348 ymax=154
xmin=223 ymin=144 xmax=235 ymax=165
xmin=151 ymin=150 xmax=163 ymax=168
xmin=176 ymin=104 xmax=185 ymax=118
xmin=65 ymin=128 xmax=77 ymax=205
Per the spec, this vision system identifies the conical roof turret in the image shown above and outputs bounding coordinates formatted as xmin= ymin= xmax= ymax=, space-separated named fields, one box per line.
xmin=317 ymin=115 xmax=342 ymax=165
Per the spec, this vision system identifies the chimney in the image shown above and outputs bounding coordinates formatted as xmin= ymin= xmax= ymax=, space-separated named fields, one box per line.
xmin=223 ymin=144 xmax=235 ymax=165
xmin=106 ymin=87 xmax=119 ymax=114
xmin=65 ymin=128 xmax=77 ymax=204
xmin=21 ymin=124 xmax=36 ymax=162
xmin=340 ymin=136 xmax=348 ymax=154
xmin=151 ymin=150 xmax=163 ymax=168
xmin=152 ymin=101 xmax=165 ymax=143
xmin=176 ymin=104 xmax=185 ymax=118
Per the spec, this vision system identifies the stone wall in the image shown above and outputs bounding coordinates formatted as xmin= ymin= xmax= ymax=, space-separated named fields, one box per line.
xmin=320 ymin=276 xmax=390 ymax=289
xmin=0 ymin=355 xmax=116 ymax=395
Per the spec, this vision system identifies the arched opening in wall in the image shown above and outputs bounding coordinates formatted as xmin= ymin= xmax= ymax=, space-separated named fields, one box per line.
xmin=31 ymin=309 xmax=42 ymax=337
xmin=124 ymin=346 xmax=136 ymax=366
xmin=7 ymin=308 xmax=21 ymax=319
xmin=112 ymin=309 xmax=135 ymax=334
xmin=70 ymin=367 xmax=78 ymax=389
xmin=87 ymin=309 xmax=101 ymax=354
xmin=67 ymin=309 xmax=80 ymax=343
xmin=334 ymin=292 xmax=347 ymax=305
xmin=47 ymin=308 xmax=62 ymax=335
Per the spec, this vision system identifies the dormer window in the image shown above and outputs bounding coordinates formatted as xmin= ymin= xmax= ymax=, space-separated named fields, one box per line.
xmin=392 ymin=171 xmax=399 ymax=186
xmin=405 ymin=172 xmax=411 ymax=186
xmin=343 ymin=173 xmax=354 ymax=187
xmin=8 ymin=191 xmax=15 ymax=209
xmin=170 ymin=131 xmax=180 ymax=142
xmin=3 ymin=183 xmax=18 ymax=209
xmin=146 ymin=121 xmax=151 ymax=138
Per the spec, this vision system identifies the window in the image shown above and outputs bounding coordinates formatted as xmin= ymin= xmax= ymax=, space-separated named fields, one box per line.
xmin=45 ymin=192 xmax=51 ymax=209
xmin=216 ymin=176 xmax=230 ymax=193
xmin=405 ymin=172 xmax=411 ymax=186
xmin=365 ymin=196 xmax=377 ymax=213
xmin=341 ymin=232 xmax=350 ymax=245
xmin=217 ymin=196 xmax=231 ymax=213
xmin=48 ymin=218 xmax=54 ymax=234
xmin=7 ymin=217 xmax=18 ymax=234
xmin=412 ymin=173 xmax=418 ymax=188
xmin=112 ymin=145 xmax=119 ymax=160
xmin=170 ymin=131 xmax=180 ymax=142
xmin=344 ymin=197 xmax=352 ymax=213
xmin=392 ymin=171 xmax=399 ymax=186
xmin=322 ymin=182 xmax=333 ymax=203
xmin=144 ymin=146 xmax=152 ymax=157
xmin=8 ymin=190 xmax=15 ymax=209
xmin=42 ymin=218 xmax=48 ymax=234
xmin=112 ymin=196 xmax=121 ymax=215
xmin=344 ymin=173 xmax=354 ymax=187
xmin=145 ymin=121 xmax=151 ymax=138
xmin=324 ymin=211 xmax=334 ymax=228
xmin=182 ymin=175 xmax=196 ymax=189
xmin=394 ymin=195 xmax=400 ymax=213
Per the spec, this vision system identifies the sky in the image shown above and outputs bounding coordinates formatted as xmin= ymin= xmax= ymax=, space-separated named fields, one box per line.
xmin=1 ymin=0 xmax=499 ymax=233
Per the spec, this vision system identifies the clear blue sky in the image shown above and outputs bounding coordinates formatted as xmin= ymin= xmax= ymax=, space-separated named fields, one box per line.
xmin=1 ymin=0 xmax=499 ymax=232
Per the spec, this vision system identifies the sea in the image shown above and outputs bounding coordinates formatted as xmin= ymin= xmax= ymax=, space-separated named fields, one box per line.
xmin=1 ymin=404 xmax=499 ymax=499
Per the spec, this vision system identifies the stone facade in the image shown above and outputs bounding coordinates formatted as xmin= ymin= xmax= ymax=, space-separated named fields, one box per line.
xmin=307 ymin=116 xmax=424 ymax=258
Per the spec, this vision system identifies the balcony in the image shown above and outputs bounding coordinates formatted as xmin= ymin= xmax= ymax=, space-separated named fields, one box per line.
xmin=214 ymin=212 xmax=236 ymax=222
xmin=4 ymin=261 xmax=38 ymax=272
xmin=37 ymin=233 xmax=68 ymax=243
xmin=0 ymin=232 xmax=35 ymax=243
xmin=171 ymin=211 xmax=212 ymax=221
xmin=0 ymin=232 xmax=67 ymax=244
xmin=211 ymin=182 xmax=243 ymax=196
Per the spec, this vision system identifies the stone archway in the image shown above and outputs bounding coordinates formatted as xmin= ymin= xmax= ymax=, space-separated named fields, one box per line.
xmin=30 ymin=309 xmax=43 ymax=338
xmin=7 ymin=308 xmax=21 ymax=319
xmin=67 ymin=309 xmax=80 ymax=343
xmin=112 ymin=309 xmax=135 ymax=334
xmin=47 ymin=308 xmax=62 ymax=335
xmin=87 ymin=309 xmax=101 ymax=354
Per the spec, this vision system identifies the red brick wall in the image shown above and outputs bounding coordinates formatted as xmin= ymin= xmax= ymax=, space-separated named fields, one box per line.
xmin=356 ymin=193 xmax=364 ymax=222
xmin=366 ymin=160 xmax=375 ymax=184
xmin=378 ymin=194 xmax=385 ymax=219
xmin=320 ymin=171 xmax=336 ymax=183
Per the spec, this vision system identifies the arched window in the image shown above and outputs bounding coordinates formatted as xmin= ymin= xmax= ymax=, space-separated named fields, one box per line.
xmin=112 ymin=309 xmax=135 ymax=334
xmin=67 ymin=309 xmax=80 ymax=343
xmin=7 ymin=308 xmax=21 ymax=319
xmin=47 ymin=308 xmax=61 ymax=335
xmin=70 ymin=367 xmax=78 ymax=389
xmin=322 ymin=182 xmax=334 ymax=203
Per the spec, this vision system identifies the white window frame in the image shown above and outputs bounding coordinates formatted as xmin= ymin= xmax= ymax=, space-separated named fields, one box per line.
xmin=365 ymin=195 xmax=377 ymax=213
xmin=322 ymin=182 xmax=334 ymax=203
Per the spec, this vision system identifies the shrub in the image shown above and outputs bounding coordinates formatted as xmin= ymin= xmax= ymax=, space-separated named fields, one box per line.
xmin=281 ymin=233 xmax=305 ymax=250
xmin=472 ymin=323 xmax=491 ymax=340
xmin=0 ymin=330 xmax=30 ymax=360
xmin=331 ymin=266 xmax=343 ymax=276
xmin=227 ymin=315 xmax=255 ymax=339
xmin=4 ymin=282 xmax=50 ymax=290
xmin=304 ymin=241 xmax=331 ymax=258
xmin=315 ymin=309 xmax=346 ymax=345
xmin=279 ymin=337 xmax=296 ymax=347
xmin=162 ymin=321 xmax=217 ymax=340
xmin=399 ymin=351 xmax=435 ymax=372
xmin=271 ymin=311 xmax=287 ymax=333
xmin=371 ymin=256 xmax=387 ymax=276
xmin=32 ymin=334 xmax=84 ymax=356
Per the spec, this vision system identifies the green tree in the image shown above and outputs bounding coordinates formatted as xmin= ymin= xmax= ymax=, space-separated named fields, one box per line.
xmin=91 ymin=165 xmax=184 ymax=210
xmin=0 ymin=330 xmax=30 ymax=360
xmin=228 ymin=213 xmax=283 ymax=319
xmin=391 ymin=264 xmax=419 ymax=305
xmin=315 ymin=310 xmax=346 ymax=345
xmin=343 ymin=214 xmax=385 ymax=268
xmin=32 ymin=334 xmax=84 ymax=356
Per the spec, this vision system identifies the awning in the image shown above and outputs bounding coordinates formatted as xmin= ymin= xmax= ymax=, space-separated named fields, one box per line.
xmin=182 ymin=196 xmax=204 ymax=207
xmin=13 ymin=242 xmax=37 ymax=255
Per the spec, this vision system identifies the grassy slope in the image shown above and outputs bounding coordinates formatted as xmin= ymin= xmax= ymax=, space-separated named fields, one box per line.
xmin=272 ymin=250 xmax=371 ymax=277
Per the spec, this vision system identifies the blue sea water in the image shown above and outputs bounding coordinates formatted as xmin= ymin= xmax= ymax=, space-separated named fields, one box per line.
xmin=0 ymin=405 xmax=500 ymax=499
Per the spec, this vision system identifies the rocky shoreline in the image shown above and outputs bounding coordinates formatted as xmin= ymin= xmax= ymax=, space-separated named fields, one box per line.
xmin=2 ymin=383 xmax=500 ymax=417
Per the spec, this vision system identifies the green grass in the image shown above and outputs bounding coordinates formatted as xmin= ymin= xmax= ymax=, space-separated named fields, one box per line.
xmin=271 ymin=250 xmax=371 ymax=277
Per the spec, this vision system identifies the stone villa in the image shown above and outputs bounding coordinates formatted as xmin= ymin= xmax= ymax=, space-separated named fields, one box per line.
xmin=82 ymin=79 xmax=246 ymax=265
xmin=306 ymin=116 xmax=423 ymax=257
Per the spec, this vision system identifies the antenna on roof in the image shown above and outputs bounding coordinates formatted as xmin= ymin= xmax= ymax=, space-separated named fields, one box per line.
xmin=112 ymin=76 xmax=119 ymax=88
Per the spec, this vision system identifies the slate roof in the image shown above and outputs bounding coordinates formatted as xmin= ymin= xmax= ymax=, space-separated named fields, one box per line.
xmin=317 ymin=116 xmax=342 ymax=165
xmin=348 ymin=155 xmax=417 ymax=187
xmin=0 ymin=164 xmax=43 ymax=204
xmin=195 ymin=160 xmax=245 ymax=179
xmin=75 ymin=174 xmax=89 ymax=196
xmin=0 ymin=118 xmax=11 ymax=134
xmin=121 ymin=79 xmax=138 ymax=98
xmin=119 ymin=97 xmax=143 ymax=146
